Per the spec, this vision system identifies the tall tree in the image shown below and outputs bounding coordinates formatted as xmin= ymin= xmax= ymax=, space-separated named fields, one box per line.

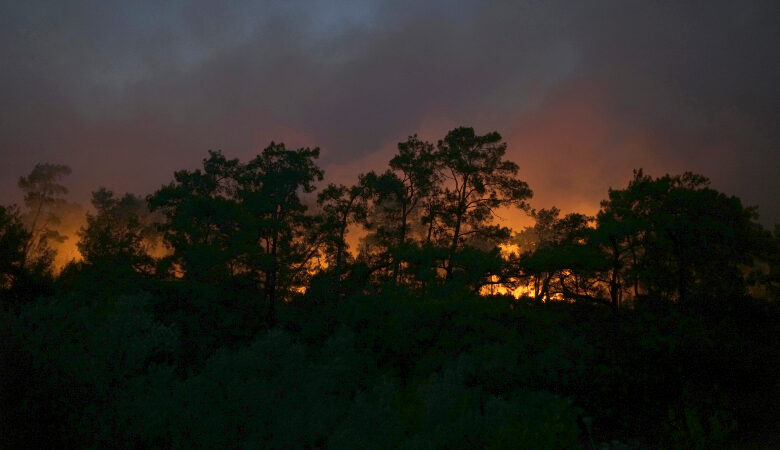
xmin=78 ymin=188 xmax=156 ymax=272
xmin=592 ymin=178 xmax=649 ymax=308
xmin=17 ymin=163 xmax=71 ymax=268
xmin=148 ymin=151 xmax=242 ymax=285
xmin=239 ymin=143 xmax=324 ymax=322
xmin=596 ymin=169 xmax=765 ymax=307
xmin=387 ymin=135 xmax=440 ymax=248
xmin=354 ymin=136 xmax=441 ymax=284
xmin=150 ymin=145 xmax=325 ymax=323
xmin=317 ymin=182 xmax=368 ymax=280
xmin=435 ymin=127 xmax=532 ymax=279
xmin=0 ymin=205 xmax=30 ymax=293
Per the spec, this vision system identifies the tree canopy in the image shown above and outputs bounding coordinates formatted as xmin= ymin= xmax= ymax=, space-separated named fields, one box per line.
xmin=3 ymin=128 xmax=780 ymax=448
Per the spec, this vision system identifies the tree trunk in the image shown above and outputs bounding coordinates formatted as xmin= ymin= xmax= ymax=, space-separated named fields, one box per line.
xmin=266 ymin=226 xmax=279 ymax=326
xmin=609 ymin=237 xmax=621 ymax=310
xmin=393 ymin=204 xmax=408 ymax=283
xmin=446 ymin=201 xmax=465 ymax=280
xmin=22 ymin=200 xmax=45 ymax=266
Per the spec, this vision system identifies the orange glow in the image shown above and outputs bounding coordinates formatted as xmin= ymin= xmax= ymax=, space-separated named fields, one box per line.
xmin=51 ymin=238 xmax=83 ymax=273
xmin=145 ymin=238 xmax=171 ymax=260
xmin=49 ymin=232 xmax=171 ymax=275
xmin=49 ymin=219 xmax=86 ymax=273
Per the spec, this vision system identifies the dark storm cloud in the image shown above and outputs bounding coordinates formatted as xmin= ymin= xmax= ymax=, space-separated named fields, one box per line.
xmin=1 ymin=0 xmax=778 ymax=223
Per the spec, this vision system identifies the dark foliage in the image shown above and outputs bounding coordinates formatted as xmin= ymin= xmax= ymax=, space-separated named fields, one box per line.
xmin=3 ymin=130 xmax=779 ymax=448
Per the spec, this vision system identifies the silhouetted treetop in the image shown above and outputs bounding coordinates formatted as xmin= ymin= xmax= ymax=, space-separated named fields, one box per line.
xmin=78 ymin=188 xmax=155 ymax=272
xmin=148 ymin=144 xmax=325 ymax=323
xmin=17 ymin=163 xmax=72 ymax=267
xmin=593 ymin=169 xmax=766 ymax=307
xmin=435 ymin=127 xmax=533 ymax=279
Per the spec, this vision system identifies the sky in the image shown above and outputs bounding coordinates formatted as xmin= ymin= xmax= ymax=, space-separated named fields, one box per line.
xmin=1 ymin=0 xmax=779 ymax=226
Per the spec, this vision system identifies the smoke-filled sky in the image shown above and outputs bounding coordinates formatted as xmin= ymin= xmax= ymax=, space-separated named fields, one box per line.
xmin=1 ymin=0 xmax=779 ymax=225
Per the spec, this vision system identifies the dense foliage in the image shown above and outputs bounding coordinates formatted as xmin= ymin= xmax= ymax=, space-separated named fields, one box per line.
xmin=2 ymin=127 xmax=779 ymax=448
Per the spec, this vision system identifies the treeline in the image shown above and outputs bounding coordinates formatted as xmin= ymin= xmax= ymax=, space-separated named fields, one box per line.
xmin=2 ymin=127 xmax=780 ymax=448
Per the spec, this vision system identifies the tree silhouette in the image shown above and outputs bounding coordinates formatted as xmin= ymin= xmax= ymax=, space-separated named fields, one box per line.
xmin=595 ymin=170 xmax=765 ymax=307
xmin=239 ymin=143 xmax=324 ymax=322
xmin=348 ymin=136 xmax=441 ymax=285
xmin=0 ymin=205 xmax=30 ymax=296
xmin=149 ymin=144 xmax=324 ymax=323
xmin=514 ymin=208 xmax=562 ymax=299
xmin=17 ymin=163 xmax=71 ymax=268
xmin=359 ymin=170 xmax=415 ymax=280
xmin=383 ymin=135 xmax=440 ymax=281
xmin=4 ymin=140 xmax=780 ymax=449
xmin=435 ymin=127 xmax=532 ymax=280
xmin=593 ymin=179 xmax=649 ymax=307
xmin=766 ymin=225 xmax=780 ymax=299
xmin=516 ymin=208 xmax=603 ymax=302
xmin=148 ymin=151 xmax=243 ymax=285
xmin=78 ymin=188 xmax=156 ymax=272
xmin=317 ymin=182 xmax=368 ymax=282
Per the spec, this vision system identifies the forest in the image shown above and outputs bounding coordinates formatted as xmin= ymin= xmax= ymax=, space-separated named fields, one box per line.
xmin=2 ymin=127 xmax=779 ymax=448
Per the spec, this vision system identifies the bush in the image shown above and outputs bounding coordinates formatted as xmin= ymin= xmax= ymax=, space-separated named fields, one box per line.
xmin=7 ymin=293 xmax=178 ymax=448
